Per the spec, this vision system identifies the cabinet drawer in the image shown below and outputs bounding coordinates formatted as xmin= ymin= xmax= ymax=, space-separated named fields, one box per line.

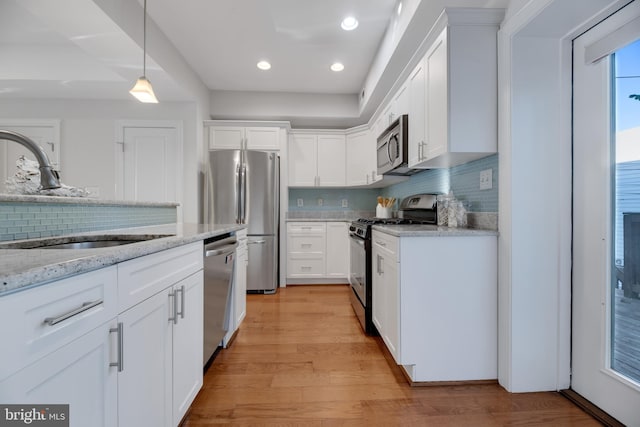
xmin=372 ymin=231 xmax=398 ymax=258
xmin=0 ymin=266 xmax=118 ymax=381
xmin=287 ymin=254 xmax=325 ymax=277
xmin=288 ymin=235 xmax=325 ymax=252
xmin=287 ymin=222 xmax=326 ymax=233
xmin=118 ymin=241 xmax=203 ymax=312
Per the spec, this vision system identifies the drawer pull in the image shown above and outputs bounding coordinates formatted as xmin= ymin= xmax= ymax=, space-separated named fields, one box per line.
xmin=109 ymin=322 xmax=124 ymax=372
xmin=376 ymin=240 xmax=387 ymax=247
xmin=248 ymin=240 xmax=266 ymax=245
xmin=301 ymin=243 xmax=312 ymax=248
xmin=43 ymin=299 xmax=103 ymax=326
xmin=301 ymin=266 xmax=312 ymax=270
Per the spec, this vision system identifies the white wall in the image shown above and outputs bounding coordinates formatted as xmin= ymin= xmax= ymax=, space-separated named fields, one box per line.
xmin=497 ymin=0 xmax=631 ymax=392
xmin=0 ymin=99 xmax=200 ymax=222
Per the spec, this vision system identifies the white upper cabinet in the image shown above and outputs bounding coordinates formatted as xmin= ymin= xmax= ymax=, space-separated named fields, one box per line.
xmin=394 ymin=9 xmax=502 ymax=169
xmin=346 ymin=128 xmax=370 ymax=186
xmin=407 ymin=60 xmax=426 ymax=168
xmin=288 ymin=132 xmax=345 ymax=187
xmin=206 ymin=122 xmax=284 ymax=151
xmin=316 ymin=134 xmax=346 ymax=186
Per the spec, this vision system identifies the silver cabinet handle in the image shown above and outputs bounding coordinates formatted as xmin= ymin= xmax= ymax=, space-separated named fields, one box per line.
xmin=43 ymin=299 xmax=103 ymax=326
xmin=376 ymin=254 xmax=382 ymax=274
xmin=110 ymin=322 xmax=124 ymax=372
xmin=418 ymin=141 xmax=423 ymax=160
xmin=248 ymin=240 xmax=266 ymax=245
xmin=176 ymin=285 xmax=185 ymax=319
xmin=375 ymin=240 xmax=387 ymax=247
xmin=168 ymin=290 xmax=178 ymax=325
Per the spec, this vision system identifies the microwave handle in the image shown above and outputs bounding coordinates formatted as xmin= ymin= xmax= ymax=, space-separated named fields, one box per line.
xmin=386 ymin=136 xmax=394 ymax=164
xmin=388 ymin=133 xmax=399 ymax=162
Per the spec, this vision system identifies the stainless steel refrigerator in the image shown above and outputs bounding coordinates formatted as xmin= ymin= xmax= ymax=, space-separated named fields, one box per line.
xmin=204 ymin=150 xmax=279 ymax=293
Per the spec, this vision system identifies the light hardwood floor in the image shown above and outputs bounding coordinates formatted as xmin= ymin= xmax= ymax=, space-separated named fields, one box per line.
xmin=183 ymin=285 xmax=600 ymax=426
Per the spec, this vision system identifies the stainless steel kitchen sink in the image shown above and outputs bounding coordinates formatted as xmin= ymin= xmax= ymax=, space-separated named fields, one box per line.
xmin=0 ymin=234 xmax=174 ymax=249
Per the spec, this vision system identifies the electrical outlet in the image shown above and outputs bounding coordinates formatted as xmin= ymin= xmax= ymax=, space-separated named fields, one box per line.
xmin=480 ymin=169 xmax=493 ymax=190
xmin=341 ymin=199 xmax=348 ymax=208
xmin=317 ymin=198 xmax=323 ymax=206
xmin=297 ymin=198 xmax=304 ymax=207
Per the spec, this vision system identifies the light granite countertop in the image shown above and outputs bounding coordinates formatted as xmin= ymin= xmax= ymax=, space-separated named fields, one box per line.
xmin=372 ymin=224 xmax=499 ymax=237
xmin=0 ymin=223 xmax=244 ymax=295
xmin=0 ymin=194 xmax=179 ymax=207
xmin=286 ymin=218 xmax=352 ymax=222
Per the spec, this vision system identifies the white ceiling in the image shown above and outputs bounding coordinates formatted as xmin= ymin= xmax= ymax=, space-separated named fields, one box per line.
xmin=145 ymin=0 xmax=396 ymax=94
xmin=0 ymin=0 xmax=397 ymax=101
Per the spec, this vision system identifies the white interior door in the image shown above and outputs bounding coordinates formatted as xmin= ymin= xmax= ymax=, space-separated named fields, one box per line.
xmin=573 ymin=3 xmax=640 ymax=426
xmin=0 ymin=120 xmax=60 ymax=193
xmin=117 ymin=121 xmax=182 ymax=204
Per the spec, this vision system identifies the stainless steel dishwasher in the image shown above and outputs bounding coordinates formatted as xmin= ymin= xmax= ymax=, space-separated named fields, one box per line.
xmin=203 ymin=234 xmax=238 ymax=366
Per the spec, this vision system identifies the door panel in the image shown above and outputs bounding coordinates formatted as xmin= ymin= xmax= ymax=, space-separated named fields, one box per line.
xmin=572 ymin=3 xmax=640 ymax=425
xmin=244 ymin=150 xmax=278 ymax=234
xmin=206 ymin=150 xmax=241 ymax=225
xmin=123 ymin=126 xmax=178 ymax=203
xmin=247 ymin=235 xmax=276 ymax=292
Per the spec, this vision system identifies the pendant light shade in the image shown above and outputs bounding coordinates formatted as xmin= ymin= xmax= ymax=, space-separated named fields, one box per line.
xmin=130 ymin=76 xmax=158 ymax=103
xmin=130 ymin=0 xmax=158 ymax=103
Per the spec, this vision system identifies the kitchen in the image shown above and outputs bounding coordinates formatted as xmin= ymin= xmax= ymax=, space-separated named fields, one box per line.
xmin=1 ymin=0 xmax=639 ymax=426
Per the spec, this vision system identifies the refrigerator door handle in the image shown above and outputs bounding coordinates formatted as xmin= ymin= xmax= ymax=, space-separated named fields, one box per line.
xmin=240 ymin=164 xmax=247 ymax=224
xmin=235 ymin=163 xmax=241 ymax=224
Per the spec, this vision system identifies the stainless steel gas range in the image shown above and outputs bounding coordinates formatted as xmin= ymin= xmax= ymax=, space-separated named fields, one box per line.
xmin=348 ymin=194 xmax=438 ymax=335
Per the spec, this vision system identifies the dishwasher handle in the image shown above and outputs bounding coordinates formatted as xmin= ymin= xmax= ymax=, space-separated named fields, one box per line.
xmin=205 ymin=236 xmax=238 ymax=257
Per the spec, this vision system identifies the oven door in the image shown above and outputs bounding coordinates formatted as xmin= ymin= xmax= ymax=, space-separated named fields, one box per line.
xmin=349 ymin=233 xmax=366 ymax=305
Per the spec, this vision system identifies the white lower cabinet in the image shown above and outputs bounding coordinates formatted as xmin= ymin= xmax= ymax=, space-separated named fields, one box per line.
xmin=118 ymin=289 xmax=173 ymax=427
xmin=0 ymin=241 xmax=206 ymax=427
xmin=326 ymin=222 xmax=349 ymax=277
xmin=223 ymin=229 xmax=248 ymax=347
xmin=286 ymin=221 xmax=349 ymax=283
xmin=371 ymin=230 xmax=497 ymax=382
xmin=0 ymin=321 xmax=118 ymax=426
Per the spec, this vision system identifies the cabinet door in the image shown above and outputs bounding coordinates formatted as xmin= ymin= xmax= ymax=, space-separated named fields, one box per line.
xmin=326 ymin=222 xmax=349 ymax=277
xmin=235 ymin=243 xmax=248 ymax=325
xmin=408 ymin=60 xmax=426 ymax=167
xmin=372 ymin=247 xmax=384 ymax=333
xmin=345 ymin=131 xmax=370 ymax=186
xmin=393 ymin=83 xmax=409 ymax=118
xmin=317 ymin=134 xmax=346 ymax=186
xmin=118 ymin=290 xmax=172 ymax=427
xmin=0 ymin=322 xmax=117 ymax=427
xmin=425 ymin=31 xmax=448 ymax=161
xmin=383 ymin=257 xmax=400 ymax=362
xmin=288 ymin=134 xmax=317 ymax=186
xmin=245 ymin=127 xmax=280 ymax=150
xmin=173 ymin=272 xmax=204 ymax=426
xmin=209 ymin=126 xmax=244 ymax=149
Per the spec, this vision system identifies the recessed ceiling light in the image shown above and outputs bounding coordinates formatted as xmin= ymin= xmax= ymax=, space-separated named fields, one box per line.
xmin=341 ymin=16 xmax=358 ymax=31
xmin=331 ymin=62 xmax=345 ymax=72
xmin=397 ymin=2 xmax=403 ymax=15
xmin=257 ymin=61 xmax=271 ymax=71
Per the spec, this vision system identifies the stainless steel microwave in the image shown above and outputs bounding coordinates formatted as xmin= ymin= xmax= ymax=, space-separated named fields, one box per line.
xmin=376 ymin=115 xmax=417 ymax=176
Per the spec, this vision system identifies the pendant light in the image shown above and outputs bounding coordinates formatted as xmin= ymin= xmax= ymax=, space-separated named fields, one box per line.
xmin=130 ymin=0 xmax=158 ymax=103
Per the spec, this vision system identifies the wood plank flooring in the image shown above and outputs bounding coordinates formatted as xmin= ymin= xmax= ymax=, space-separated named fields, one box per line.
xmin=182 ymin=285 xmax=600 ymax=426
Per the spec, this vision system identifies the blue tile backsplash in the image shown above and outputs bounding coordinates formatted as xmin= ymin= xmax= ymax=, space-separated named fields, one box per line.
xmin=0 ymin=203 xmax=176 ymax=241
xmin=288 ymin=154 xmax=498 ymax=214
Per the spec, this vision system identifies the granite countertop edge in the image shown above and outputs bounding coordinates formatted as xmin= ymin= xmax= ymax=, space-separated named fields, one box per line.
xmin=0 ymin=194 xmax=179 ymax=207
xmin=286 ymin=218 xmax=353 ymax=222
xmin=0 ymin=223 xmax=245 ymax=296
xmin=372 ymin=224 xmax=499 ymax=237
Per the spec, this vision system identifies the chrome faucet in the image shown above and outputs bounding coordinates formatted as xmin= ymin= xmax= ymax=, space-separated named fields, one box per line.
xmin=0 ymin=130 xmax=61 ymax=190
